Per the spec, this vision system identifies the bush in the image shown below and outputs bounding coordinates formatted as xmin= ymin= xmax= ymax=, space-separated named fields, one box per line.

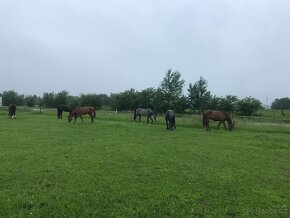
xmin=236 ymin=97 xmax=262 ymax=116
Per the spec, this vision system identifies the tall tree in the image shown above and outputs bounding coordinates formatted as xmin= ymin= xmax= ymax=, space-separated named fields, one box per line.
xmin=55 ymin=90 xmax=69 ymax=106
xmin=42 ymin=92 xmax=55 ymax=108
xmin=25 ymin=95 xmax=38 ymax=107
xmin=2 ymin=90 xmax=18 ymax=106
xmin=271 ymin=97 xmax=290 ymax=116
xmin=218 ymin=95 xmax=239 ymax=112
xmin=160 ymin=69 xmax=185 ymax=110
xmin=188 ymin=76 xmax=211 ymax=113
xmin=138 ymin=88 xmax=156 ymax=109
xmin=79 ymin=94 xmax=102 ymax=109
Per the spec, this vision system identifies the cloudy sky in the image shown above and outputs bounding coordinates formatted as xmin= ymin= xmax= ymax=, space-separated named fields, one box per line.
xmin=1 ymin=0 xmax=290 ymax=104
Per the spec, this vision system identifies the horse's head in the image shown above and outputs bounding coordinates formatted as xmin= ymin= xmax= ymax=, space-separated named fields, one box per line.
xmin=228 ymin=120 xmax=235 ymax=131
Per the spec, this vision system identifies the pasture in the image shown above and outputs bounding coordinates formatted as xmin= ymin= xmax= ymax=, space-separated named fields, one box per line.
xmin=0 ymin=108 xmax=289 ymax=217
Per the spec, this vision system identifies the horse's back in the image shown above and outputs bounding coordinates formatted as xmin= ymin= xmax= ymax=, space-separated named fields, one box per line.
xmin=9 ymin=104 xmax=16 ymax=112
xmin=165 ymin=110 xmax=175 ymax=119
xmin=204 ymin=110 xmax=226 ymax=121
xmin=8 ymin=104 xmax=16 ymax=118
xmin=70 ymin=106 xmax=95 ymax=115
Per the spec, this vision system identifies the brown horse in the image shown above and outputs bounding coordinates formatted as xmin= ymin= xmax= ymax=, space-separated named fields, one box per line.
xmin=68 ymin=106 xmax=96 ymax=124
xmin=8 ymin=104 xmax=16 ymax=119
xmin=203 ymin=110 xmax=234 ymax=131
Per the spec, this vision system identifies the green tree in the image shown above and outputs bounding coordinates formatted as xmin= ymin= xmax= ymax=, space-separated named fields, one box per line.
xmin=42 ymin=92 xmax=56 ymax=108
xmin=67 ymin=95 xmax=79 ymax=108
xmin=217 ymin=95 xmax=238 ymax=112
xmin=236 ymin=97 xmax=262 ymax=116
xmin=36 ymin=97 xmax=44 ymax=113
xmin=2 ymin=90 xmax=18 ymax=106
xmin=79 ymin=94 xmax=102 ymax=109
xmin=188 ymin=76 xmax=211 ymax=113
xmin=160 ymin=69 xmax=185 ymax=110
xmin=17 ymin=94 xmax=25 ymax=106
xmin=25 ymin=95 xmax=38 ymax=107
xmin=137 ymin=88 xmax=156 ymax=109
xmin=98 ymin=94 xmax=111 ymax=108
xmin=271 ymin=97 xmax=290 ymax=116
xmin=151 ymin=88 xmax=167 ymax=113
xmin=55 ymin=90 xmax=69 ymax=106
xmin=110 ymin=89 xmax=139 ymax=111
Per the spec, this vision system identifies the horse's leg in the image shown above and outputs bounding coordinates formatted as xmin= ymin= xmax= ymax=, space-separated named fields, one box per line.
xmin=217 ymin=121 xmax=222 ymax=128
xmin=223 ymin=121 xmax=227 ymax=131
xmin=149 ymin=116 xmax=153 ymax=124
xmin=138 ymin=115 xmax=141 ymax=124
xmin=170 ymin=121 xmax=173 ymax=131
xmin=90 ymin=114 xmax=94 ymax=123
xmin=80 ymin=115 xmax=84 ymax=123
xmin=205 ymin=119 xmax=210 ymax=131
xmin=73 ymin=116 xmax=77 ymax=124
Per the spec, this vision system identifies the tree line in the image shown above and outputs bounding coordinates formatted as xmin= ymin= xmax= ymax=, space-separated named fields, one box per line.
xmin=1 ymin=69 xmax=288 ymax=116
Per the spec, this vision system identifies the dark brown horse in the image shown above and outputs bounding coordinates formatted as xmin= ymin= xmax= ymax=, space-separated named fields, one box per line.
xmin=57 ymin=104 xmax=74 ymax=119
xmin=68 ymin=106 xmax=96 ymax=124
xmin=203 ymin=110 xmax=234 ymax=131
xmin=8 ymin=104 xmax=16 ymax=119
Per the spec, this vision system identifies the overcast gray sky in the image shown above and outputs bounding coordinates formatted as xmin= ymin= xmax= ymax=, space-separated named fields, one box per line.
xmin=1 ymin=0 xmax=290 ymax=104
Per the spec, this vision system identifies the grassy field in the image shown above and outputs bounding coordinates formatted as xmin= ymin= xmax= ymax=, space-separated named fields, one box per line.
xmin=0 ymin=108 xmax=289 ymax=217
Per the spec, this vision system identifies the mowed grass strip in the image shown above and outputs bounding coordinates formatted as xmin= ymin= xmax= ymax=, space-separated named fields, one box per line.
xmin=0 ymin=111 xmax=289 ymax=217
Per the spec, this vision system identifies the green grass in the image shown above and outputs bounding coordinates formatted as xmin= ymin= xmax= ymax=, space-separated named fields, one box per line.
xmin=0 ymin=109 xmax=289 ymax=217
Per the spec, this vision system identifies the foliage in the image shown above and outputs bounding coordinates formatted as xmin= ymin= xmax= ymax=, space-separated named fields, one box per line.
xmin=110 ymin=89 xmax=139 ymax=111
xmin=207 ymin=95 xmax=238 ymax=112
xmin=188 ymin=76 xmax=211 ymax=113
xmin=271 ymin=97 xmax=290 ymax=109
xmin=24 ymin=95 xmax=38 ymax=107
xmin=98 ymin=94 xmax=111 ymax=107
xmin=54 ymin=90 xmax=70 ymax=106
xmin=137 ymin=87 xmax=156 ymax=109
xmin=236 ymin=97 xmax=262 ymax=116
xmin=79 ymin=94 xmax=102 ymax=109
xmin=42 ymin=92 xmax=56 ymax=108
xmin=160 ymin=69 xmax=185 ymax=111
xmin=2 ymin=90 xmax=19 ymax=106
xmin=1 ymin=70 xmax=288 ymax=116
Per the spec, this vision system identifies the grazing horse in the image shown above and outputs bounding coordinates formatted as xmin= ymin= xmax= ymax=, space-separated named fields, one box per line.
xmin=203 ymin=110 xmax=234 ymax=131
xmin=57 ymin=104 xmax=74 ymax=119
xmin=68 ymin=106 xmax=96 ymax=124
xmin=8 ymin=104 xmax=16 ymax=119
xmin=134 ymin=108 xmax=157 ymax=124
xmin=165 ymin=110 xmax=176 ymax=130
